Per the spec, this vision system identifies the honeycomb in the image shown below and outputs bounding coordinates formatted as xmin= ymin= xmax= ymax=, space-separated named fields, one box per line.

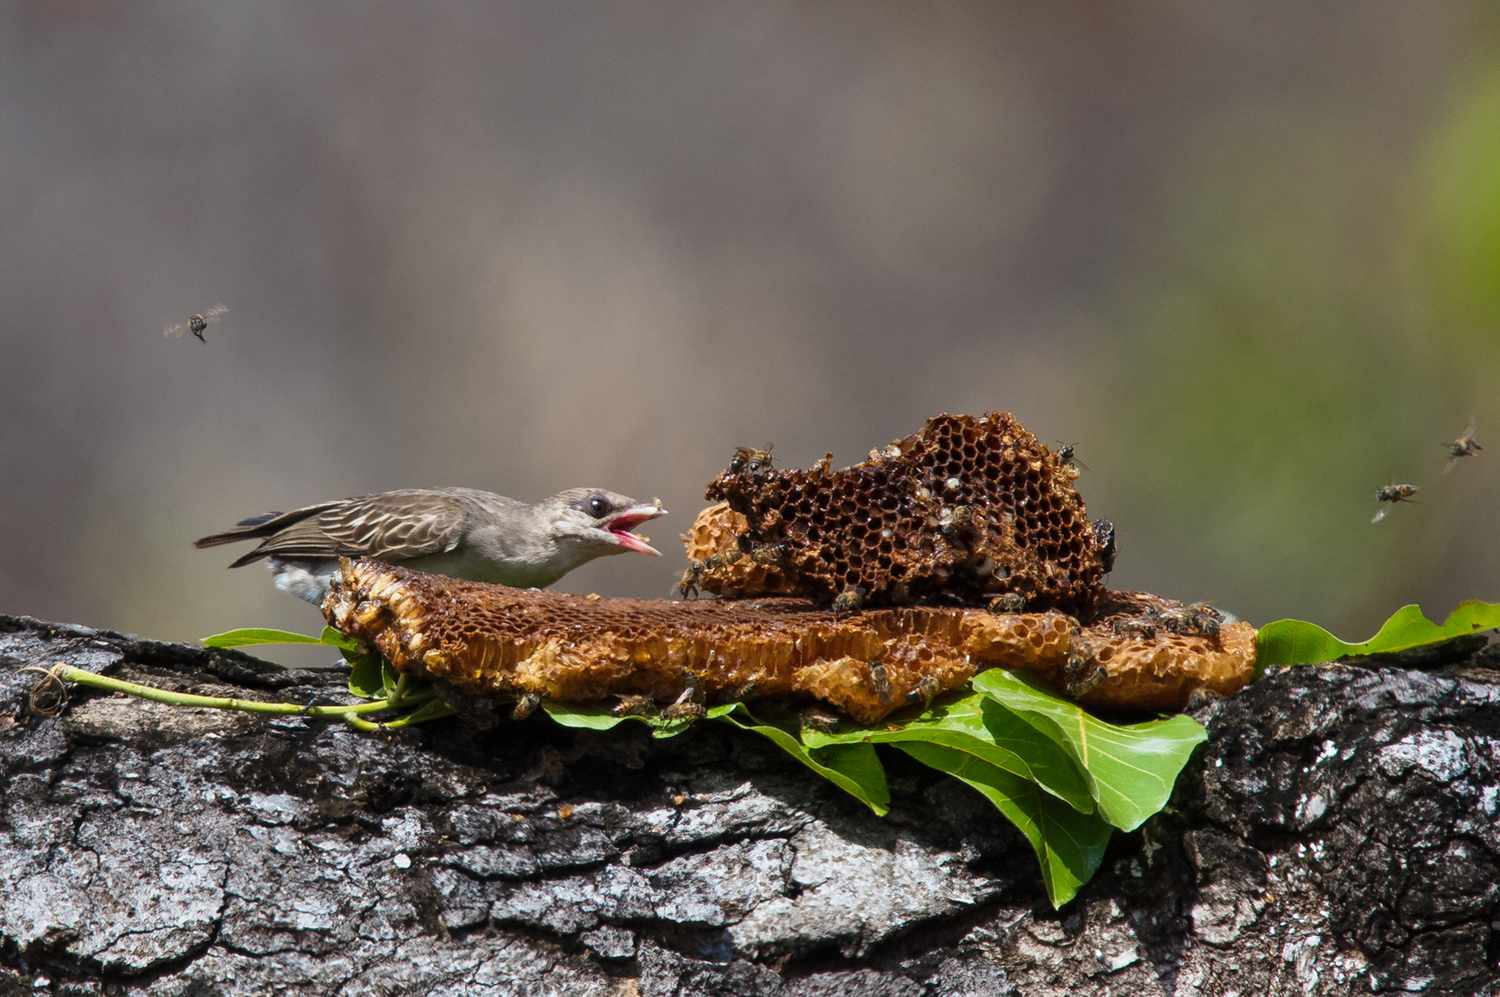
xmin=698 ymin=412 xmax=1107 ymax=612
xmin=325 ymin=559 xmax=1254 ymax=722
xmin=679 ymin=502 xmax=798 ymax=597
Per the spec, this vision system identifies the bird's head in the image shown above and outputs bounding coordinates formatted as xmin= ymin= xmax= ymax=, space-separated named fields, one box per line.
xmin=541 ymin=488 xmax=668 ymax=560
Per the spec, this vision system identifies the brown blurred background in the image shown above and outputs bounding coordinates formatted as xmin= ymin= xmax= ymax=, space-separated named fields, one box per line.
xmin=3 ymin=2 xmax=1499 ymax=656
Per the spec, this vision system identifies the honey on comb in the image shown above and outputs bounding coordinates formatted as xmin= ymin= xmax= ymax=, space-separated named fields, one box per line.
xmin=326 ymin=560 xmax=1254 ymax=721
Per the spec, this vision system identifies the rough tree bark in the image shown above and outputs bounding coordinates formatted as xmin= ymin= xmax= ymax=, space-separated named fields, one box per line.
xmin=1 ymin=613 xmax=1497 ymax=996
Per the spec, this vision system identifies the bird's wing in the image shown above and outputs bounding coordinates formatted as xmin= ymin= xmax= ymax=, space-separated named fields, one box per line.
xmin=240 ymin=490 xmax=470 ymax=564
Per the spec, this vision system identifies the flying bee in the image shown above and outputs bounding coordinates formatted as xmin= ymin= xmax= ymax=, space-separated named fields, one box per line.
xmin=163 ymin=303 xmax=229 ymax=343
xmin=1054 ymin=443 xmax=1090 ymax=473
xmin=1442 ymin=419 xmax=1483 ymax=475
xmin=1371 ymin=482 xmax=1420 ymax=524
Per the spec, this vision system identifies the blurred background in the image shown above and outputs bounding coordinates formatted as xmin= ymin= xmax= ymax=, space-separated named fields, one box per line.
xmin=3 ymin=2 xmax=1499 ymax=659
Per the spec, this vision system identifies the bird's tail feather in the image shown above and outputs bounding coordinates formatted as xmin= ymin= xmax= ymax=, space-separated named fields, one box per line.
xmin=193 ymin=506 xmax=326 ymax=552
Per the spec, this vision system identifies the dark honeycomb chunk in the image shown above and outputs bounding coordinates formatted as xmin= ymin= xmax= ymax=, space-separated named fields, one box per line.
xmin=701 ymin=412 xmax=1107 ymax=612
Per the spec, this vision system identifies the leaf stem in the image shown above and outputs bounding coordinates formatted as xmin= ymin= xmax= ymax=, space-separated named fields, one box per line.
xmin=343 ymin=702 xmax=457 ymax=733
xmin=47 ymin=666 xmax=395 ymax=718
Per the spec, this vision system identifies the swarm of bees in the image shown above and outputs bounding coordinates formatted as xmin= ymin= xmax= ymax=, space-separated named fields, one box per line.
xmin=1370 ymin=418 xmax=1482 ymax=525
xmin=163 ymin=303 xmax=229 ymax=343
xmin=1109 ymin=600 xmax=1223 ymax=640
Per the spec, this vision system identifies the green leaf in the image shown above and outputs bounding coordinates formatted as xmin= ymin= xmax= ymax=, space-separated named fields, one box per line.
xmin=318 ymin=625 xmax=360 ymax=653
xmin=540 ymin=701 xmax=630 ymax=732
xmin=201 ymin=627 xmax=328 ymax=649
xmin=1256 ymin=600 xmax=1500 ymax=668
xmin=896 ymin=742 xmax=1111 ymax=909
xmin=380 ymin=660 xmax=401 ymax=699
xmin=799 ymin=692 xmax=1094 ymax=815
xmin=716 ymin=706 xmax=891 ymax=815
xmin=541 ymin=701 xmax=737 ymax=739
xmin=972 ymin=670 xmax=1207 ymax=832
xmin=345 ymin=651 xmax=385 ymax=699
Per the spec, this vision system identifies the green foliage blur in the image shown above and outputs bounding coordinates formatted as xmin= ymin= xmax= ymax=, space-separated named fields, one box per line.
xmin=1088 ymin=64 xmax=1500 ymax=634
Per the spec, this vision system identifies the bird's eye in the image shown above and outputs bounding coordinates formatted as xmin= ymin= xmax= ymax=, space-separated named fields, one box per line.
xmin=588 ymin=495 xmax=613 ymax=518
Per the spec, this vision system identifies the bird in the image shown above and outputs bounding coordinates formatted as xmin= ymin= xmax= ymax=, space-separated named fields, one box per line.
xmin=194 ymin=486 xmax=667 ymax=604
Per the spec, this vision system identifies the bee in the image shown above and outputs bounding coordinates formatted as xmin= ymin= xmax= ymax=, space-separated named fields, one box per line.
xmin=1371 ymin=483 xmax=1419 ymax=524
xmin=831 ymin=585 xmax=865 ymax=615
xmin=1061 ymin=640 xmax=1106 ymax=699
xmin=1185 ymin=601 xmax=1223 ymax=639
xmin=1055 ymin=443 xmax=1090 ymax=473
xmin=676 ymin=546 xmax=746 ymax=598
xmin=163 ymin=303 xmax=229 ymax=343
xmin=1092 ymin=519 xmax=1117 ymax=574
xmin=749 ymin=541 xmax=791 ymax=567
xmin=1156 ymin=601 xmax=1222 ymax=639
xmin=662 ymin=680 xmax=706 ymax=721
xmin=799 ymin=708 xmax=842 ymax=735
xmin=612 ymin=694 xmax=657 ymax=718
xmin=677 ymin=561 xmax=706 ymax=599
xmin=511 ymin=693 xmax=543 ymax=721
xmin=727 ymin=445 xmax=775 ymax=477
xmin=1111 ymin=616 xmax=1158 ymax=639
xmin=866 ymin=660 xmax=892 ymax=705
xmin=1442 ymin=419 xmax=1483 ymax=474
xmin=938 ymin=505 xmax=979 ymax=546
xmin=988 ymin=592 xmax=1029 ymax=614
xmin=904 ymin=674 xmax=944 ymax=711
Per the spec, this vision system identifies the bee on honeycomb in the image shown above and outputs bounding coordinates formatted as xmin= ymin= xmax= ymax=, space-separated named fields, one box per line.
xmin=698 ymin=412 xmax=1109 ymax=613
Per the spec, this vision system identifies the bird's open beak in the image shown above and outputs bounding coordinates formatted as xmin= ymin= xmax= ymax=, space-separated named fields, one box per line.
xmin=602 ymin=501 xmax=668 ymax=557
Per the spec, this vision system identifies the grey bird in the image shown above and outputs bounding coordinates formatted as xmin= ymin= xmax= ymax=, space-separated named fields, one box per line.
xmin=194 ymin=487 xmax=667 ymax=604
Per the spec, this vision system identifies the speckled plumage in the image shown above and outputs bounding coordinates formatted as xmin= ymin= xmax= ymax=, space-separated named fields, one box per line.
xmin=195 ymin=486 xmax=666 ymax=604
